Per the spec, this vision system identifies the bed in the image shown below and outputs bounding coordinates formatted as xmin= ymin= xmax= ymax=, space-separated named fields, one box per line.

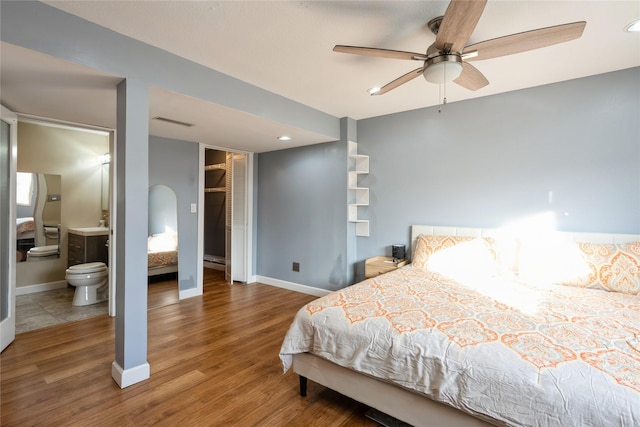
xmin=16 ymin=217 xmax=35 ymax=261
xmin=280 ymin=225 xmax=640 ymax=426
xmin=147 ymin=232 xmax=178 ymax=276
xmin=16 ymin=217 xmax=35 ymax=240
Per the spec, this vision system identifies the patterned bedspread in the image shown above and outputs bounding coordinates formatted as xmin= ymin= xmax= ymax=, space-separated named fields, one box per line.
xmin=147 ymin=250 xmax=178 ymax=269
xmin=280 ymin=266 xmax=640 ymax=426
xmin=16 ymin=217 xmax=35 ymax=238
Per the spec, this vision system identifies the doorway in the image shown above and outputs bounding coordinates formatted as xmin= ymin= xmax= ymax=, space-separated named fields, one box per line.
xmin=13 ymin=119 xmax=111 ymax=334
xmin=1 ymin=105 xmax=17 ymax=352
xmin=202 ymin=148 xmax=249 ymax=285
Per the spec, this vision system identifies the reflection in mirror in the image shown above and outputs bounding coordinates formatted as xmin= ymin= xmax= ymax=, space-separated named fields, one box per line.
xmin=101 ymin=155 xmax=109 ymax=212
xmin=16 ymin=172 xmax=61 ymax=262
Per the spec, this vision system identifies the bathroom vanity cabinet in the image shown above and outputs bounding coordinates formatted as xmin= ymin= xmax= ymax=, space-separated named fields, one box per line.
xmin=68 ymin=229 xmax=109 ymax=267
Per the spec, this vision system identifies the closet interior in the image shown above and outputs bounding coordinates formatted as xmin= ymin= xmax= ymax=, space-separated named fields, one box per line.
xmin=203 ymin=148 xmax=229 ymax=271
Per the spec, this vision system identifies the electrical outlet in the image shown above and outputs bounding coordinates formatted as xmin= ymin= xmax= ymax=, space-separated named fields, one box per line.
xmin=292 ymin=262 xmax=300 ymax=272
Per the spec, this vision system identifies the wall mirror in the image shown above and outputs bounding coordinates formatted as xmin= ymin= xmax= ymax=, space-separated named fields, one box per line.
xmin=101 ymin=160 xmax=109 ymax=212
xmin=16 ymin=172 xmax=61 ymax=261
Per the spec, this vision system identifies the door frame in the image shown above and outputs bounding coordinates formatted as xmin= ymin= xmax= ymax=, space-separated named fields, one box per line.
xmin=1 ymin=105 xmax=18 ymax=352
xmin=8 ymin=114 xmax=116 ymax=318
xmin=197 ymin=144 xmax=253 ymax=295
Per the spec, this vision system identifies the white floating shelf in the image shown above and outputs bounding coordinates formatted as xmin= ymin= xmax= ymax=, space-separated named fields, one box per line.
xmin=347 ymin=141 xmax=369 ymax=237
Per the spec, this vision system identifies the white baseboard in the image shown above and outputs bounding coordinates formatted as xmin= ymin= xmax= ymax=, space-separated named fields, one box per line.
xmin=204 ymin=261 xmax=225 ymax=271
xmin=16 ymin=280 xmax=67 ymax=296
xmin=111 ymin=360 xmax=150 ymax=388
xmin=179 ymin=286 xmax=202 ymax=300
xmin=255 ymin=276 xmax=331 ymax=297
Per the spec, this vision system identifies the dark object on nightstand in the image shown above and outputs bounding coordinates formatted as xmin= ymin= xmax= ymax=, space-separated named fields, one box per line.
xmin=392 ymin=244 xmax=406 ymax=262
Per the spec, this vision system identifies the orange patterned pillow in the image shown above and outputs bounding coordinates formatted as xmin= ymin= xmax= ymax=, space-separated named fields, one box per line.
xmin=558 ymin=242 xmax=640 ymax=295
xmin=412 ymin=234 xmax=497 ymax=277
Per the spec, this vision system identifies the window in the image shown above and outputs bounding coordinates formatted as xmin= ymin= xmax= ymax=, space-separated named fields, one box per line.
xmin=16 ymin=172 xmax=34 ymax=206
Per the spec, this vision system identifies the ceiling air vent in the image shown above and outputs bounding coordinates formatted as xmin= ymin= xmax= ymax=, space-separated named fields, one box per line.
xmin=152 ymin=116 xmax=194 ymax=127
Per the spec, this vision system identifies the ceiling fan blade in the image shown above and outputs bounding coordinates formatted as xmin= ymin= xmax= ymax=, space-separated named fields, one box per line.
xmin=374 ymin=67 xmax=425 ymax=95
xmin=454 ymin=62 xmax=489 ymax=91
xmin=435 ymin=0 xmax=488 ymax=53
xmin=333 ymin=45 xmax=426 ymax=61
xmin=462 ymin=21 xmax=586 ymax=61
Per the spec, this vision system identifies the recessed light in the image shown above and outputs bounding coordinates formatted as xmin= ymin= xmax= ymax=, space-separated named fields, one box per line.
xmin=278 ymin=135 xmax=292 ymax=141
xmin=368 ymin=87 xmax=381 ymax=95
xmin=626 ymin=19 xmax=640 ymax=32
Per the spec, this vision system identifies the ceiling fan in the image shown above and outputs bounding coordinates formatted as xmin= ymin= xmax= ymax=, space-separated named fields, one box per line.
xmin=334 ymin=0 xmax=586 ymax=95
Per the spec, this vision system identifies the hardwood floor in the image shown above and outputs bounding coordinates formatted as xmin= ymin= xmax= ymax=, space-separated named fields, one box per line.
xmin=1 ymin=269 xmax=379 ymax=426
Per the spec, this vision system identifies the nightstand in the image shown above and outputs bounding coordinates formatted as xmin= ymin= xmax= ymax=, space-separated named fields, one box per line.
xmin=365 ymin=256 xmax=408 ymax=279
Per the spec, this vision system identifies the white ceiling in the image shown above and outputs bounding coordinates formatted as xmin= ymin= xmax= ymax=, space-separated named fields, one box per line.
xmin=2 ymin=1 xmax=639 ymax=152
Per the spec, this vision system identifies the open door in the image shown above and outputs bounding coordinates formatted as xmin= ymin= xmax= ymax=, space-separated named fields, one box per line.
xmin=225 ymin=153 xmax=233 ymax=284
xmin=1 ymin=105 xmax=17 ymax=352
xmin=224 ymin=152 xmax=248 ymax=285
xmin=231 ymin=153 xmax=247 ymax=283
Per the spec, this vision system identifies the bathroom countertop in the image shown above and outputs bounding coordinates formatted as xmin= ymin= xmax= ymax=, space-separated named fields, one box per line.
xmin=68 ymin=227 xmax=110 ymax=237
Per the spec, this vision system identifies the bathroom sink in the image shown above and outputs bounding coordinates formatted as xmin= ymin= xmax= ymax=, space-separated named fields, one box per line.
xmin=68 ymin=227 xmax=110 ymax=236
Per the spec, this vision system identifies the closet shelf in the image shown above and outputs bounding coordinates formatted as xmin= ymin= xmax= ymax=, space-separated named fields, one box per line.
xmin=205 ymin=187 xmax=226 ymax=193
xmin=205 ymin=163 xmax=226 ymax=171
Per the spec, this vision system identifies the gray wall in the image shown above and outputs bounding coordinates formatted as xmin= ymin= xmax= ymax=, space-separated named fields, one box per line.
xmin=257 ymin=68 xmax=640 ymax=289
xmin=257 ymin=140 xmax=349 ymax=290
xmin=357 ymin=67 xmax=640 ymax=261
xmin=149 ymin=136 xmax=199 ymax=291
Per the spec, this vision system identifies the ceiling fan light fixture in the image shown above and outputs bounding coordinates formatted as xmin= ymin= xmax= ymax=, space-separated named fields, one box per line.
xmin=423 ymin=55 xmax=463 ymax=84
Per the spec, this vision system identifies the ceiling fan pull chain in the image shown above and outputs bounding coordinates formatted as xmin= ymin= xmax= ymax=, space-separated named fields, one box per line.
xmin=438 ymin=71 xmax=448 ymax=114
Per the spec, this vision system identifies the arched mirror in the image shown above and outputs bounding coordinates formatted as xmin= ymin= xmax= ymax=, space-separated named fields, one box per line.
xmin=147 ymin=185 xmax=178 ymax=277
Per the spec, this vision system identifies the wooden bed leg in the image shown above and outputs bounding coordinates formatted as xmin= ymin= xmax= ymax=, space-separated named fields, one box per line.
xmin=299 ymin=375 xmax=307 ymax=397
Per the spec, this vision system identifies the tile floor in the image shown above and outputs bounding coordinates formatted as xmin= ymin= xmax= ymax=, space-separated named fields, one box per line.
xmin=15 ymin=287 xmax=108 ymax=334
xmin=15 ymin=275 xmax=181 ymax=334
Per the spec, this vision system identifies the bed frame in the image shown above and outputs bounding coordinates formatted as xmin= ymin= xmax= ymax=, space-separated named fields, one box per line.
xmin=147 ymin=264 xmax=178 ymax=277
xmin=293 ymin=224 xmax=640 ymax=427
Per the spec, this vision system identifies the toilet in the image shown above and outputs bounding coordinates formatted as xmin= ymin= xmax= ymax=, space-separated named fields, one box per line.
xmin=26 ymin=245 xmax=59 ymax=261
xmin=65 ymin=262 xmax=109 ymax=306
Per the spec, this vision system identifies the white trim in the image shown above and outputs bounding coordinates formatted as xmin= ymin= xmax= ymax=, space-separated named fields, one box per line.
xmin=15 ymin=280 xmax=67 ymax=296
xmin=256 ymin=275 xmax=331 ymax=297
xmin=204 ymin=261 xmax=225 ymax=271
xmin=111 ymin=360 xmax=150 ymax=388
xmin=245 ymin=153 xmax=254 ymax=283
xmin=1 ymin=104 xmax=18 ymax=352
xmin=108 ymin=130 xmax=117 ymax=317
xmin=194 ymin=144 xmax=205 ymax=300
xmin=179 ymin=286 xmax=202 ymax=300
xmin=17 ymin=113 xmax=111 ymax=135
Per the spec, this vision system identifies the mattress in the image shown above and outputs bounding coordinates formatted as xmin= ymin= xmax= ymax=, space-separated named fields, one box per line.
xmin=279 ymin=266 xmax=640 ymax=426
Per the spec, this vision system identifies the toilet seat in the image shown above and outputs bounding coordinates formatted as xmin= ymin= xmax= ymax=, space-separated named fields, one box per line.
xmin=27 ymin=245 xmax=59 ymax=257
xmin=66 ymin=262 xmax=108 ymax=275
